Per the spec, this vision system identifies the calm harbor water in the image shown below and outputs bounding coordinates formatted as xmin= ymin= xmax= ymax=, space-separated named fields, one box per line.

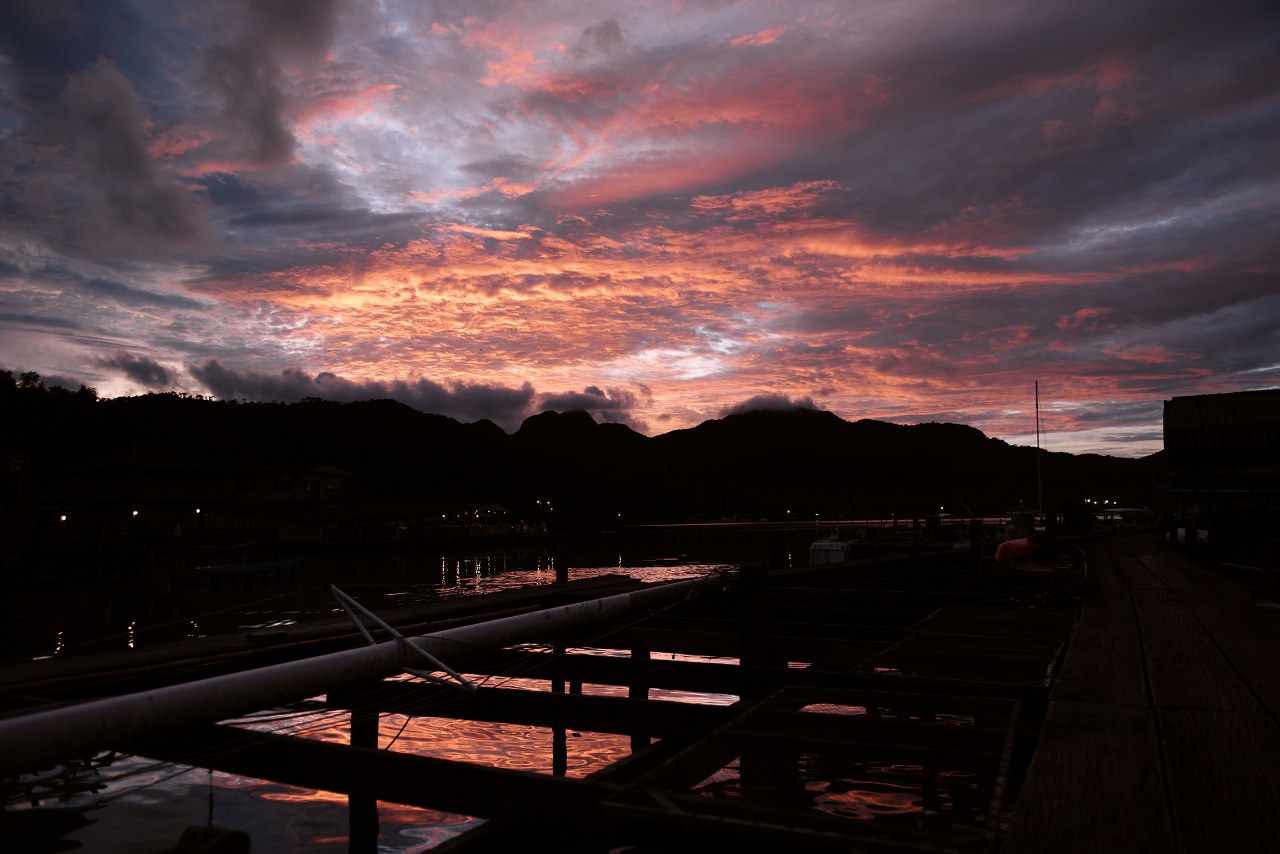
xmin=6 ymin=542 xmax=750 ymax=661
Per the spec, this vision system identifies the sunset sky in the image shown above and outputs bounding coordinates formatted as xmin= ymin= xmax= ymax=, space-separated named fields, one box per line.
xmin=1 ymin=0 xmax=1276 ymax=456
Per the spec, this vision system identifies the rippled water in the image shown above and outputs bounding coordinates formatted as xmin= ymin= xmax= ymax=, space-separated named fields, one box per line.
xmin=10 ymin=549 xmax=736 ymax=660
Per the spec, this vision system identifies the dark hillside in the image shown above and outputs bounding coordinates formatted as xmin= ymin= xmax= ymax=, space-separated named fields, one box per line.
xmin=1 ymin=384 xmax=1168 ymax=529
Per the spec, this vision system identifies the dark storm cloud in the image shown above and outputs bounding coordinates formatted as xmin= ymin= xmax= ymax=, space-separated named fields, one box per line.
xmin=73 ymin=271 xmax=205 ymax=311
xmin=58 ymin=59 xmax=210 ymax=243
xmin=771 ymin=1 xmax=1280 ymax=251
xmin=720 ymin=394 xmax=817 ymax=417
xmin=0 ymin=0 xmax=93 ymax=103
xmin=538 ymin=385 xmax=648 ymax=431
xmin=198 ymin=167 xmax=425 ymax=273
xmin=94 ymin=351 xmax=177 ymax=389
xmin=0 ymin=39 xmax=211 ymax=260
xmin=195 ymin=0 xmax=345 ymax=169
xmin=571 ymin=18 xmax=626 ymax=60
xmin=188 ymin=359 xmax=535 ymax=427
xmin=540 ymin=385 xmax=633 ymax=414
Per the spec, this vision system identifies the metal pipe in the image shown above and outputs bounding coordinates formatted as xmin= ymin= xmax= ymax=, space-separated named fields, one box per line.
xmin=0 ymin=575 xmax=723 ymax=774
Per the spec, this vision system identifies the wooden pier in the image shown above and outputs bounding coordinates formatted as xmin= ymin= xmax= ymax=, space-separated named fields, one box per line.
xmin=2 ymin=530 xmax=1278 ymax=852
xmin=1002 ymin=531 xmax=1280 ymax=854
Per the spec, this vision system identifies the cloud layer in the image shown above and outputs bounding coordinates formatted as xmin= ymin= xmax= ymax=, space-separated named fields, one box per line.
xmin=2 ymin=0 xmax=1277 ymax=455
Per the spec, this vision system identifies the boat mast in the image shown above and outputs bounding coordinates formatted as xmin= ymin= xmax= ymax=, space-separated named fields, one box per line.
xmin=1035 ymin=380 xmax=1043 ymax=520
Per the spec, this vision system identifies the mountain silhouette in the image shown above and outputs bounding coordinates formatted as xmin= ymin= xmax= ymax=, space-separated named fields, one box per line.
xmin=1 ymin=383 xmax=1166 ymax=531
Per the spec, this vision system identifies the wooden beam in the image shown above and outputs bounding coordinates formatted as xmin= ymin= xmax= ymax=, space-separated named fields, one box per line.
xmin=591 ymin=626 xmax=890 ymax=664
xmin=130 ymin=722 xmax=611 ymax=822
xmin=332 ymin=684 xmax=737 ymax=738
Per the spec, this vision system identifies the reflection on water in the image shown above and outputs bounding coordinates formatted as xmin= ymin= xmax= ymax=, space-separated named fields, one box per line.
xmin=7 ymin=550 xmax=730 ymax=660
xmin=687 ymin=701 xmax=989 ymax=832
xmin=690 ymin=756 xmax=985 ymax=828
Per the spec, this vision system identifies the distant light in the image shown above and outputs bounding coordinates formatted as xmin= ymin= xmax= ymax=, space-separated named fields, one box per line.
xmin=132 ymin=510 xmax=139 ymax=517
xmin=195 ymin=508 xmax=201 ymax=514
xmin=59 ymin=514 xmax=67 ymax=522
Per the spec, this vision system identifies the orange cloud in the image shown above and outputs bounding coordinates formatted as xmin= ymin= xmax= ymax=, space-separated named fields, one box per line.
xmin=730 ymin=25 xmax=788 ymax=47
xmin=411 ymin=176 xmax=538 ymax=205
xmin=691 ymin=180 xmax=843 ymax=219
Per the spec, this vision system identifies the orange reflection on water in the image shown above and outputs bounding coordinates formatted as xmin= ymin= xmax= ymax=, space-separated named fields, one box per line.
xmin=692 ymin=755 xmax=985 ymax=827
xmin=811 ymin=783 xmax=921 ymax=820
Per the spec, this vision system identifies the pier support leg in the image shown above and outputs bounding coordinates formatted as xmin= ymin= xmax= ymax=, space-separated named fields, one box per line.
xmin=740 ymin=562 xmax=771 ymax=701
xmin=348 ymin=702 xmax=380 ymax=853
xmin=630 ymin=645 xmax=650 ymax=752
xmin=1265 ymin=537 xmax=1277 ymax=599
xmin=910 ymin=519 xmax=922 ymax=592
xmin=552 ymin=645 xmax=568 ymax=776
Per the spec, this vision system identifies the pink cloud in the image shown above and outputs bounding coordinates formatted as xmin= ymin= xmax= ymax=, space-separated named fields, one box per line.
xmin=1101 ymin=343 xmax=1180 ymax=364
xmin=148 ymin=125 xmax=214 ymax=159
xmin=544 ymin=147 xmax=781 ymax=209
xmin=1056 ymin=306 xmax=1113 ymax=330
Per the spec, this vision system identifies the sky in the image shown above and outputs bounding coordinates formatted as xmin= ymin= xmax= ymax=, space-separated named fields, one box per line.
xmin=1 ymin=0 xmax=1277 ymax=457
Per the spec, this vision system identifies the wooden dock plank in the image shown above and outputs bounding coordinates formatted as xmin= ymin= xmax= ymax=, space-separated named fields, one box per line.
xmin=905 ymin=605 xmax=1077 ymax=642
xmin=1135 ymin=550 xmax=1223 ymax=590
xmin=1106 ymin=539 xmax=1168 ymax=589
xmin=1000 ymin=701 xmax=1173 ymax=854
xmin=1159 ymin=707 xmax=1280 ymax=854
xmin=1051 ymin=537 xmax=1149 ymax=706
xmin=1133 ymin=587 xmax=1261 ymax=712
xmin=1178 ymin=584 xmax=1280 ymax=718
xmin=1048 ymin=593 xmax=1147 ymax=706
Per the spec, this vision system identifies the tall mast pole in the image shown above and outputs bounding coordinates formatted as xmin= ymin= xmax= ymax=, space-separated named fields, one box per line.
xmin=1035 ymin=381 xmax=1043 ymax=520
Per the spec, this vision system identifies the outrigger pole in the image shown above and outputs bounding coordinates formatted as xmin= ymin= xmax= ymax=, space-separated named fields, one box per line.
xmin=0 ymin=574 xmax=724 ymax=775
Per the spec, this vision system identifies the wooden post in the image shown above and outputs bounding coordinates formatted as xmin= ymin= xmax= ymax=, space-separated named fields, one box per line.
xmin=740 ymin=562 xmax=770 ymax=701
xmin=349 ymin=699 xmax=379 ymax=853
xmin=552 ymin=644 xmax=567 ymax=776
xmin=910 ymin=518 xmax=922 ymax=591
xmin=1264 ymin=537 xmax=1277 ymax=599
xmin=629 ymin=644 xmax=650 ymax=752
